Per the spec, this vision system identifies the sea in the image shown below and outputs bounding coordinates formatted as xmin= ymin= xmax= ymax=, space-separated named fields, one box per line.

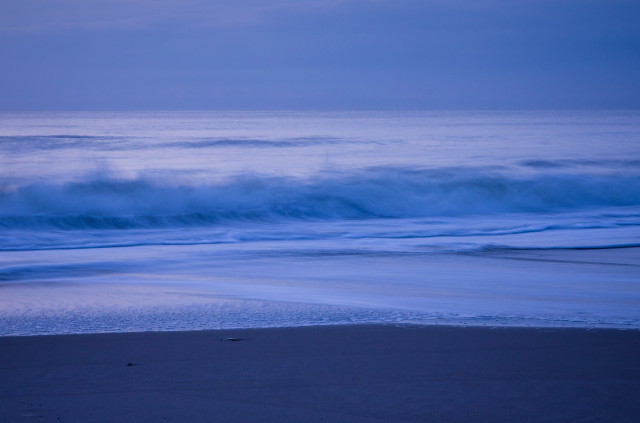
xmin=1 ymin=110 xmax=639 ymax=335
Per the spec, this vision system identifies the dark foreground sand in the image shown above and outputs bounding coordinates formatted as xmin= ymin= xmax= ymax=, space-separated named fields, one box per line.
xmin=1 ymin=325 xmax=639 ymax=422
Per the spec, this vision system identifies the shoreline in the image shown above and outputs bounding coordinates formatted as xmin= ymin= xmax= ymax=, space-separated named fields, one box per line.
xmin=2 ymin=324 xmax=639 ymax=422
xmin=3 ymin=319 xmax=640 ymax=339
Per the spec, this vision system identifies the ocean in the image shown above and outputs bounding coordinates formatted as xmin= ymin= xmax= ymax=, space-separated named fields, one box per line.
xmin=1 ymin=110 xmax=639 ymax=335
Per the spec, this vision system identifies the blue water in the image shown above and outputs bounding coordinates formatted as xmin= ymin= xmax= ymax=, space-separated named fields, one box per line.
xmin=1 ymin=110 xmax=639 ymax=335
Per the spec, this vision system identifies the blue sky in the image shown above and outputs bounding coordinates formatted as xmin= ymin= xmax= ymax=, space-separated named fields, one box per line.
xmin=1 ymin=0 xmax=639 ymax=110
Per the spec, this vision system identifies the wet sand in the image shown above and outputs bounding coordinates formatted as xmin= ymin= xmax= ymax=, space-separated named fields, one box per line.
xmin=1 ymin=325 xmax=639 ymax=422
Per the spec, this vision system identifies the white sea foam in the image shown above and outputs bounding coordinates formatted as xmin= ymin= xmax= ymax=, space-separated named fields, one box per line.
xmin=2 ymin=168 xmax=639 ymax=227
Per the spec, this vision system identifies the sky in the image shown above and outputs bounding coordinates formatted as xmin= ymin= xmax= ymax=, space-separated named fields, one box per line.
xmin=1 ymin=0 xmax=639 ymax=110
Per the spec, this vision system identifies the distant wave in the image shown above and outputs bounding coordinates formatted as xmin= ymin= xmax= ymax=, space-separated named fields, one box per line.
xmin=0 ymin=135 xmax=123 ymax=151
xmin=479 ymin=243 xmax=640 ymax=252
xmin=0 ymin=135 xmax=383 ymax=151
xmin=161 ymin=136 xmax=383 ymax=149
xmin=520 ymin=158 xmax=640 ymax=169
xmin=1 ymin=167 xmax=639 ymax=230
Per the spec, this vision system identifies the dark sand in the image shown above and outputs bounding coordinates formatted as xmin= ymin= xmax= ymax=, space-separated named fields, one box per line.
xmin=1 ymin=325 xmax=639 ymax=422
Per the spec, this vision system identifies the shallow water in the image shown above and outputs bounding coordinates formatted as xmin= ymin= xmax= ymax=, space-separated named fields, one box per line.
xmin=1 ymin=110 xmax=639 ymax=335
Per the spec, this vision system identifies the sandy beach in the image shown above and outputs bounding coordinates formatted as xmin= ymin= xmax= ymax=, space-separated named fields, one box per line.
xmin=1 ymin=324 xmax=639 ymax=422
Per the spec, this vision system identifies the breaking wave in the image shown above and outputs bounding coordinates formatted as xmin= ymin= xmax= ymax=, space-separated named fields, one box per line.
xmin=1 ymin=167 xmax=639 ymax=230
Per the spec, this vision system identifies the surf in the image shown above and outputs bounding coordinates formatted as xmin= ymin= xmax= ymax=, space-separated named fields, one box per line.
xmin=1 ymin=167 xmax=639 ymax=230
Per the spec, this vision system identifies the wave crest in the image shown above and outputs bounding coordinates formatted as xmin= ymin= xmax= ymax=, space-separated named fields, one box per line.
xmin=1 ymin=167 xmax=639 ymax=229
